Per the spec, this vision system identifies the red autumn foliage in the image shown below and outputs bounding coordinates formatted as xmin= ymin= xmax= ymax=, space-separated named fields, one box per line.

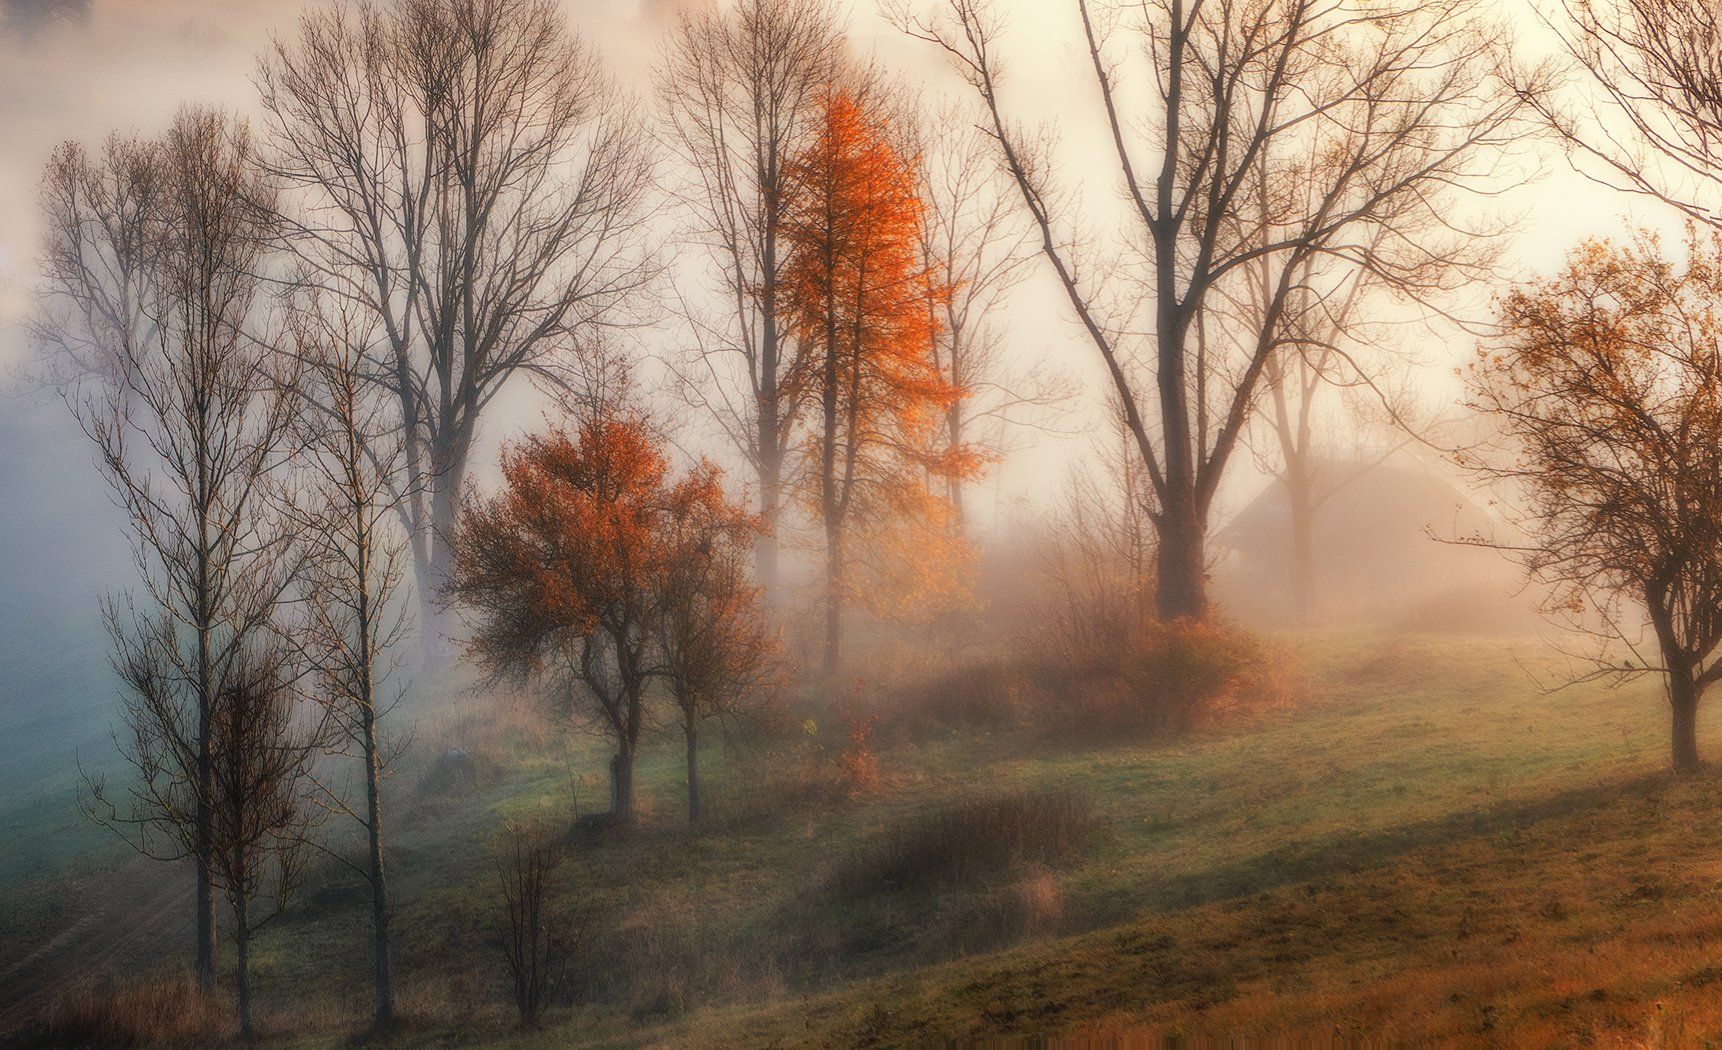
xmin=450 ymin=413 xmax=770 ymax=823
xmin=780 ymin=86 xmax=982 ymax=668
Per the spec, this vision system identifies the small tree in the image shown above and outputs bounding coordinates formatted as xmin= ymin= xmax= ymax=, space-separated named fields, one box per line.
xmin=656 ymin=478 xmax=776 ymax=822
xmin=451 ymin=415 xmax=714 ymax=824
xmin=1467 ymin=230 xmax=1722 ymax=772
xmin=491 ymin=822 xmax=576 ymax=1026
xmin=207 ymin=650 xmax=315 ymax=1040
xmin=290 ymin=296 xmax=413 ymax=1029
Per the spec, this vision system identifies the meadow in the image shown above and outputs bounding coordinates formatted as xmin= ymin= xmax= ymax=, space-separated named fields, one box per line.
xmin=8 ymin=628 xmax=1717 ymax=1046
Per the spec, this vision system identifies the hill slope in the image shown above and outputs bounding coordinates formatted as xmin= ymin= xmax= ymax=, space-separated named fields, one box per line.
xmin=9 ymin=632 xmax=1714 ymax=1047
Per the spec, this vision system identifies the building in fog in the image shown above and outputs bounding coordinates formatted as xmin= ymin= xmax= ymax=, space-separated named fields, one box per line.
xmin=1215 ymin=460 xmax=1536 ymax=632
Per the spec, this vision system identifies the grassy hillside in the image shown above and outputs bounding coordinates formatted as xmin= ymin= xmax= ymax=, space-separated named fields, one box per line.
xmin=9 ymin=630 xmax=1715 ymax=1047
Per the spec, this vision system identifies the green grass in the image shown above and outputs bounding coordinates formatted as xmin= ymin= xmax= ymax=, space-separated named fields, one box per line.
xmin=8 ymin=629 xmax=1711 ymax=1046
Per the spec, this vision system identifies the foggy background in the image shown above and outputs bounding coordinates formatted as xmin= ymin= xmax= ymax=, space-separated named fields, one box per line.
xmin=0 ymin=0 xmax=1685 ymax=874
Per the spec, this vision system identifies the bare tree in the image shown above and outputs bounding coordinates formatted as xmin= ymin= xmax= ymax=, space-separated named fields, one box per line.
xmin=656 ymin=0 xmax=841 ymax=605
xmin=909 ymin=101 xmax=1067 ymax=532
xmin=257 ymin=0 xmax=657 ymax=659
xmin=1466 ymin=230 xmax=1722 ymax=773
xmin=289 ymin=295 xmax=414 ymax=1029
xmin=1530 ymin=0 xmax=1722 ymax=228
xmin=893 ymin=0 xmax=1533 ymax=620
xmin=207 ymin=649 xmax=316 ymax=1040
xmin=48 ymin=108 xmax=297 ymax=994
xmin=491 ymin=821 xmax=578 ymax=1026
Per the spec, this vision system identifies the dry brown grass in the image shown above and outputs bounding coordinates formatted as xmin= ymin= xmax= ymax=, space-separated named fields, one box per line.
xmin=30 ymin=977 xmax=227 ymax=1047
xmin=658 ymin=767 xmax=1722 ymax=1048
xmin=834 ymin=787 xmax=1097 ymax=896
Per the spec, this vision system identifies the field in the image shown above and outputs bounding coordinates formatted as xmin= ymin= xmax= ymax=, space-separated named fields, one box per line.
xmin=6 ymin=629 xmax=1721 ymax=1047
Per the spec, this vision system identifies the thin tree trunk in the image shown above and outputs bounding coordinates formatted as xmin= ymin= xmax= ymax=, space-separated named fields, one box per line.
xmin=684 ymin=721 xmax=701 ymax=823
xmin=1671 ymin=673 xmax=1702 ymax=773
xmin=194 ymin=853 xmax=216 ymax=992
xmin=235 ymin=898 xmax=254 ymax=1041
xmin=195 ymin=515 xmax=217 ymax=992
xmin=1286 ymin=475 xmax=1316 ymax=625
xmin=759 ymin=246 xmax=784 ymax=611
xmin=424 ymin=450 xmax=467 ymax=667
xmin=362 ymin=717 xmax=394 ymax=1027
xmin=756 ymin=459 xmax=782 ymax=610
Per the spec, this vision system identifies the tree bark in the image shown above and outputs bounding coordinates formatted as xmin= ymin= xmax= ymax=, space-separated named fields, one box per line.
xmin=362 ymin=718 xmax=394 ymax=1027
xmin=610 ymin=744 xmax=636 ymax=822
xmin=1671 ymin=673 xmax=1702 ymax=773
xmin=235 ymin=897 xmax=254 ymax=1041
xmin=422 ymin=449 xmax=468 ymax=667
xmin=684 ymin=722 xmax=701 ymax=823
xmin=824 ymin=524 xmax=843 ymax=672
xmin=1155 ymin=490 xmax=1208 ymax=621
xmin=194 ymin=854 xmax=216 ymax=992
xmin=756 ymin=459 xmax=782 ymax=611
xmin=1286 ymin=474 xmax=1316 ymax=625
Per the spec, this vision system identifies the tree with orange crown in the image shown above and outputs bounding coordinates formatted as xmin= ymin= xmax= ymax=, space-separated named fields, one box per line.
xmin=448 ymin=414 xmax=768 ymax=824
xmin=781 ymin=86 xmax=979 ymax=672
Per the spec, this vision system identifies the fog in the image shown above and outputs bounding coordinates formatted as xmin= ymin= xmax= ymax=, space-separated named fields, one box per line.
xmin=0 ymin=0 xmax=1675 ymax=846
xmin=0 ymin=0 xmax=1673 ymax=852
xmin=2 ymin=0 xmax=1718 ymax=1042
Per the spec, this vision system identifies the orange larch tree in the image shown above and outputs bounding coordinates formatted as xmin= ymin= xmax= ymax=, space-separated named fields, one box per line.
xmin=781 ymin=86 xmax=977 ymax=671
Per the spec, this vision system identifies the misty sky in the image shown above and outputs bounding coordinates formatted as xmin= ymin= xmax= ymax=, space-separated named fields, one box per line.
xmin=0 ymin=0 xmax=1690 ymax=518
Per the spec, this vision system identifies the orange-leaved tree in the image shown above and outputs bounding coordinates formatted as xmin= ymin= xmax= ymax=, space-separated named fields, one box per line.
xmin=656 ymin=476 xmax=776 ymax=822
xmin=1467 ymin=230 xmax=1722 ymax=773
xmin=450 ymin=414 xmax=764 ymax=822
xmin=781 ymin=85 xmax=978 ymax=671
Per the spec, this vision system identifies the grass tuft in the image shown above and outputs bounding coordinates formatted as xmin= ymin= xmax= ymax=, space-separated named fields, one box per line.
xmin=31 ymin=977 xmax=226 ymax=1048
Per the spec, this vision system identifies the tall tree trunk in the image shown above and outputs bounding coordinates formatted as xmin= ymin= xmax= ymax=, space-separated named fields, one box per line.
xmin=1671 ymin=673 xmax=1702 ymax=773
xmin=194 ymin=652 xmax=216 ymax=992
xmin=756 ymin=456 xmax=782 ymax=610
xmin=1285 ymin=473 xmax=1316 ymax=625
xmin=684 ymin=721 xmax=701 ymax=823
xmin=1155 ymin=487 xmax=1208 ymax=621
xmin=362 ymin=716 xmax=394 ymax=1027
xmin=759 ymin=251 xmax=784 ymax=611
xmin=193 ymin=852 xmax=216 ymax=992
xmin=610 ymin=740 xmax=636 ymax=822
xmin=422 ymin=448 xmax=468 ymax=667
xmin=235 ymin=897 xmax=254 ymax=1040
xmin=195 ymin=538 xmax=217 ymax=992
xmin=824 ymin=523 xmax=843 ymax=672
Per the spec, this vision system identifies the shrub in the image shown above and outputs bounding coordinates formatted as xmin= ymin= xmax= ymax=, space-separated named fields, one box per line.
xmin=873 ymin=619 xmax=1286 ymax=742
xmin=834 ymin=710 xmax=881 ymax=793
xmin=877 ymin=657 xmax=1029 ymax=734
xmin=33 ymin=977 xmax=225 ymax=1047
xmin=491 ymin=821 xmax=582 ymax=1026
xmin=835 ymin=787 xmax=1097 ymax=896
xmin=1036 ymin=618 xmax=1283 ymax=739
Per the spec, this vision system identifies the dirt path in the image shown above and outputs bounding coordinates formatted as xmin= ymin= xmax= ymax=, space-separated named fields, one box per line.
xmin=0 ymin=867 xmax=192 ymax=1036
